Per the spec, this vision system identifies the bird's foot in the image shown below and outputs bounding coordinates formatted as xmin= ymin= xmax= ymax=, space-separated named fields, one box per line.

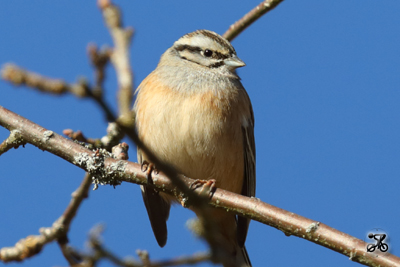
xmin=141 ymin=161 xmax=158 ymax=186
xmin=190 ymin=179 xmax=217 ymax=199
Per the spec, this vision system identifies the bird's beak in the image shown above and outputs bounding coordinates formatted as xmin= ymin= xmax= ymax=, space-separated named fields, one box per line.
xmin=225 ymin=55 xmax=246 ymax=69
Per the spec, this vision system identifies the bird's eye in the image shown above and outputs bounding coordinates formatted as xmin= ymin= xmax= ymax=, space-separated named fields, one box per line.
xmin=204 ymin=49 xmax=213 ymax=57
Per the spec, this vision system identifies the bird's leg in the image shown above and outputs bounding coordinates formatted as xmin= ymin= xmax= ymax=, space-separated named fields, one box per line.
xmin=141 ymin=161 xmax=158 ymax=189
xmin=190 ymin=179 xmax=217 ymax=199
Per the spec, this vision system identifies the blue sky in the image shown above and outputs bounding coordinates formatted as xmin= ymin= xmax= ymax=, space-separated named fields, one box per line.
xmin=1 ymin=1 xmax=399 ymax=266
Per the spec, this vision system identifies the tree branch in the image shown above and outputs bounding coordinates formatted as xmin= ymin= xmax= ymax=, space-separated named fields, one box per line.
xmin=1 ymin=64 xmax=89 ymax=97
xmin=1 ymin=63 xmax=117 ymax=122
xmin=223 ymin=0 xmax=285 ymax=42
xmin=98 ymin=0 xmax=134 ymax=117
xmin=1 ymin=105 xmax=399 ymax=267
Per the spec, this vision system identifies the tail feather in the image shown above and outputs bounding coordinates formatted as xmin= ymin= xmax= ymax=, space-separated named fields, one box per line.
xmin=238 ymin=245 xmax=252 ymax=267
xmin=222 ymin=245 xmax=252 ymax=267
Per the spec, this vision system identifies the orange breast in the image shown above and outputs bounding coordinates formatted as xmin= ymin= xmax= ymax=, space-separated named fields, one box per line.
xmin=135 ymin=73 xmax=249 ymax=195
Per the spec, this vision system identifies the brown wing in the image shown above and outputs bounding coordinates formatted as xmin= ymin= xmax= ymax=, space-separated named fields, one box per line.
xmin=237 ymin=103 xmax=256 ymax=248
xmin=138 ymin=150 xmax=171 ymax=247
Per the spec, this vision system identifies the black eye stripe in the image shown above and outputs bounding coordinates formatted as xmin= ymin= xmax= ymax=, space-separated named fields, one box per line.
xmin=208 ymin=61 xmax=225 ymax=68
xmin=214 ymin=51 xmax=229 ymax=60
xmin=175 ymin=45 xmax=230 ymax=60
xmin=184 ymin=59 xmax=224 ymax=69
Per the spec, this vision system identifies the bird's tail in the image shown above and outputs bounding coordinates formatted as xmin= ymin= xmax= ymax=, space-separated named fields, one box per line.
xmin=222 ymin=244 xmax=252 ymax=267
xmin=238 ymin=245 xmax=252 ymax=267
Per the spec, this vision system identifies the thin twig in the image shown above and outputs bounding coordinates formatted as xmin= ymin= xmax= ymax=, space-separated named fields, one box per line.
xmin=70 ymin=225 xmax=210 ymax=267
xmin=1 ymin=64 xmax=89 ymax=97
xmin=60 ymin=173 xmax=92 ymax=227
xmin=63 ymin=129 xmax=100 ymax=146
xmin=87 ymin=43 xmax=111 ymax=93
xmin=0 ymin=105 xmax=399 ymax=267
xmin=63 ymin=123 xmax=124 ymax=151
xmin=0 ymin=130 xmax=25 ymax=156
xmin=1 ymin=63 xmax=117 ymax=123
xmin=86 ymin=43 xmax=119 ymax=123
xmin=223 ymin=0 xmax=285 ymax=42
xmin=0 ymin=173 xmax=92 ymax=262
xmin=98 ymin=0 xmax=134 ymax=116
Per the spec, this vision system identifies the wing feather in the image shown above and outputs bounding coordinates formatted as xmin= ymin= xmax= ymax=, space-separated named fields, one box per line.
xmin=237 ymin=99 xmax=256 ymax=248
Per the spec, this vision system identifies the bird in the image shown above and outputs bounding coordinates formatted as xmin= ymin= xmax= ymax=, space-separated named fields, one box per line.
xmin=134 ymin=29 xmax=256 ymax=267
